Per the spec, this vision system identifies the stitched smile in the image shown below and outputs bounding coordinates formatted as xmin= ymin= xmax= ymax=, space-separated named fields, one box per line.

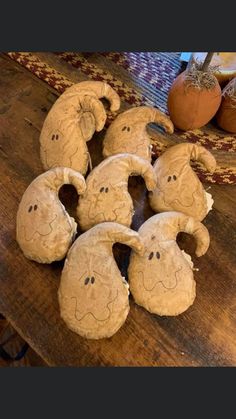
xmin=140 ymin=266 xmax=183 ymax=292
xmin=22 ymin=213 xmax=58 ymax=241
xmin=71 ymin=289 xmax=119 ymax=322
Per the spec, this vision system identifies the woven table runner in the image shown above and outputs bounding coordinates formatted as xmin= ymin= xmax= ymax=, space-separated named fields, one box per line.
xmin=6 ymin=51 xmax=236 ymax=184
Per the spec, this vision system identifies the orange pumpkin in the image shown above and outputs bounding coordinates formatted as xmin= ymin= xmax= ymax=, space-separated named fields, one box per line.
xmin=216 ymin=78 xmax=236 ymax=133
xmin=167 ymin=70 xmax=222 ymax=131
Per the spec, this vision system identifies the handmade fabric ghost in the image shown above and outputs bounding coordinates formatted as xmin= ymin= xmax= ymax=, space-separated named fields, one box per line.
xmin=58 ymin=222 xmax=144 ymax=339
xmin=77 ymin=153 xmax=157 ymax=231
xmin=16 ymin=167 xmax=86 ymax=263
xmin=128 ymin=212 xmax=210 ymax=316
xmin=149 ymin=143 xmax=216 ymax=221
xmin=103 ymin=106 xmax=174 ymax=161
xmin=40 ymin=81 xmax=120 ymax=175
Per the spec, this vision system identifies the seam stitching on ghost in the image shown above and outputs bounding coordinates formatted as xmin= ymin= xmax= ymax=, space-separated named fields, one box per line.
xmin=71 ymin=289 xmax=119 ymax=322
xmin=105 ymin=137 xmax=148 ymax=156
xmin=86 ymin=188 xmax=127 ymax=223
xmin=42 ymin=147 xmax=61 ymax=168
xmin=21 ymin=214 xmax=58 ymax=241
xmin=160 ymin=186 xmax=201 ymax=208
xmin=138 ymin=266 xmax=183 ymax=292
xmin=68 ymin=146 xmax=79 ymax=166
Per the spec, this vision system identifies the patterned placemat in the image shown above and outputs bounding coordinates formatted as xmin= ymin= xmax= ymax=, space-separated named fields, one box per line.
xmin=6 ymin=51 xmax=236 ymax=184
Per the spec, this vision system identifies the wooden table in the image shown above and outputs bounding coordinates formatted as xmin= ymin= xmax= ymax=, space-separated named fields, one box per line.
xmin=1 ymin=53 xmax=236 ymax=366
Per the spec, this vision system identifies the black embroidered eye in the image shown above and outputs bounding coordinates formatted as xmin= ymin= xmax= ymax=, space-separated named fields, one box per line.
xmin=105 ymin=187 xmax=109 ymax=193
xmin=122 ymin=126 xmax=126 ymax=131
xmin=156 ymin=252 xmax=160 ymax=259
xmin=148 ymin=252 xmax=154 ymax=260
xmin=167 ymin=176 xmax=171 ymax=182
xmin=51 ymin=134 xmax=55 ymax=140
xmin=84 ymin=277 xmax=90 ymax=285
xmin=173 ymin=175 xmax=177 ymax=181
xmin=28 ymin=205 xmax=33 ymax=213
xmin=100 ymin=187 xmax=104 ymax=192
xmin=151 ymin=235 xmax=156 ymax=240
xmin=34 ymin=204 xmax=37 ymax=211
xmin=91 ymin=277 xmax=95 ymax=284
xmin=56 ymin=134 xmax=59 ymax=140
xmin=127 ymin=127 xmax=130 ymax=132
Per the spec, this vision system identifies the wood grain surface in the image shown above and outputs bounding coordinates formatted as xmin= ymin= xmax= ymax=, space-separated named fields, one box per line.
xmin=0 ymin=317 xmax=46 ymax=366
xmin=0 ymin=54 xmax=236 ymax=366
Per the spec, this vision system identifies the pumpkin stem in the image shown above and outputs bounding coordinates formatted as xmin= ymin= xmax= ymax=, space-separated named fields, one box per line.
xmin=201 ymin=52 xmax=215 ymax=72
xmin=185 ymin=59 xmax=219 ymax=90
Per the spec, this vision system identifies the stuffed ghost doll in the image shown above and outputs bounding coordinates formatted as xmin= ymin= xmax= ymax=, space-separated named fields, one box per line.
xmin=58 ymin=222 xmax=144 ymax=339
xmin=149 ymin=143 xmax=216 ymax=221
xmin=16 ymin=167 xmax=86 ymax=263
xmin=40 ymin=81 xmax=120 ymax=175
xmin=103 ymin=106 xmax=174 ymax=161
xmin=76 ymin=153 xmax=157 ymax=231
xmin=128 ymin=212 xmax=210 ymax=316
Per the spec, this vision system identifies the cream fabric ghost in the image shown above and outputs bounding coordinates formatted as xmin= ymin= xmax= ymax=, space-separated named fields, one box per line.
xmin=128 ymin=212 xmax=210 ymax=316
xmin=16 ymin=167 xmax=86 ymax=263
xmin=40 ymin=81 xmax=120 ymax=175
xmin=149 ymin=143 xmax=216 ymax=221
xmin=103 ymin=106 xmax=174 ymax=161
xmin=58 ymin=222 xmax=144 ymax=339
xmin=76 ymin=153 xmax=157 ymax=231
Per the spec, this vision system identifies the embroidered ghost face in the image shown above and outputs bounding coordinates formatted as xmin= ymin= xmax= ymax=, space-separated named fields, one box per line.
xmin=40 ymin=124 xmax=65 ymax=168
xmin=149 ymin=143 xmax=216 ymax=221
xmin=154 ymin=162 xmax=205 ymax=210
xmin=77 ymin=153 xmax=157 ymax=231
xmin=128 ymin=212 xmax=210 ymax=316
xmin=40 ymin=109 xmax=89 ymax=172
xmin=17 ymin=189 xmax=77 ymax=263
xmin=103 ymin=106 xmax=174 ymax=161
xmin=59 ymin=253 xmax=129 ymax=338
xmin=111 ymin=121 xmax=152 ymax=159
xmin=17 ymin=189 xmax=59 ymax=241
xmin=16 ymin=168 xmax=86 ymax=263
xmin=85 ymin=181 xmax=132 ymax=227
xmin=129 ymin=237 xmax=195 ymax=316
xmin=59 ymin=248 xmax=129 ymax=338
xmin=58 ymin=222 xmax=144 ymax=339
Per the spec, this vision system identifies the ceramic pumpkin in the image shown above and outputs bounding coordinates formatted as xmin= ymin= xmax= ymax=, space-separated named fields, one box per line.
xmin=167 ymin=68 xmax=222 ymax=131
xmin=216 ymin=78 xmax=236 ymax=133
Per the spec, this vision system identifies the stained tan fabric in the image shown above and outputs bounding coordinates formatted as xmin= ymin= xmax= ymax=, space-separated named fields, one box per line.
xmin=128 ymin=212 xmax=210 ymax=316
xmin=77 ymin=153 xmax=157 ymax=231
xmin=103 ymin=106 xmax=174 ymax=161
xmin=40 ymin=81 xmax=120 ymax=175
xmin=149 ymin=143 xmax=216 ymax=221
xmin=58 ymin=222 xmax=144 ymax=339
xmin=16 ymin=167 xmax=86 ymax=263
